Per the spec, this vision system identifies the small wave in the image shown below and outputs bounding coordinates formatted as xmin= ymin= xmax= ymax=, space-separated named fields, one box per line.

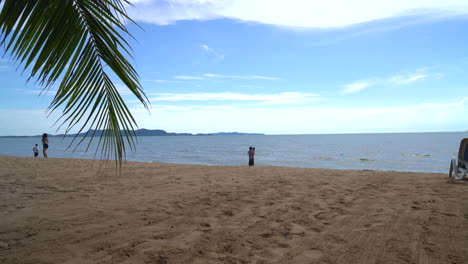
xmin=312 ymin=156 xmax=334 ymax=160
xmin=281 ymin=160 xmax=304 ymax=164
xmin=402 ymin=154 xmax=431 ymax=158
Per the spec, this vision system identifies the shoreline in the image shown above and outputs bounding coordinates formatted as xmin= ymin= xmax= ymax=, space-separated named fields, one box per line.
xmin=0 ymin=130 xmax=463 ymax=138
xmin=0 ymin=156 xmax=466 ymax=263
xmin=0 ymin=155 xmax=448 ymax=174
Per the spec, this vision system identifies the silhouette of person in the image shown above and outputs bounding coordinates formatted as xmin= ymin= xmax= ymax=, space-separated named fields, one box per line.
xmin=33 ymin=144 xmax=39 ymax=157
xmin=42 ymin=133 xmax=49 ymax=158
xmin=248 ymin=146 xmax=255 ymax=166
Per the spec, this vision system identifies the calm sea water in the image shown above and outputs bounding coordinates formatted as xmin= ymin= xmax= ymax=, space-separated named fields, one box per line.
xmin=0 ymin=132 xmax=465 ymax=173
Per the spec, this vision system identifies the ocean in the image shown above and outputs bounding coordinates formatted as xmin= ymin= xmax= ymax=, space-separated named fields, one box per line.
xmin=0 ymin=132 xmax=465 ymax=173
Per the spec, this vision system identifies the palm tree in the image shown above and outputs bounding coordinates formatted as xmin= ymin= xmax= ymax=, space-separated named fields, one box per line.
xmin=0 ymin=0 xmax=148 ymax=165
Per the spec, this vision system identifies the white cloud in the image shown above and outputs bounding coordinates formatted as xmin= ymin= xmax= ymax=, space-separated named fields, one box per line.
xmin=147 ymin=91 xmax=319 ymax=105
xmin=240 ymin=84 xmax=264 ymax=88
xmin=342 ymin=81 xmax=374 ymax=94
xmin=342 ymin=68 xmax=437 ymax=93
xmin=130 ymin=97 xmax=468 ymax=134
xmin=200 ymin=44 xmax=224 ymax=60
xmin=115 ymin=83 xmax=133 ymax=95
xmin=174 ymin=75 xmax=205 ymax=80
xmin=388 ymin=73 xmax=429 ymax=85
xmin=26 ymin=84 xmax=135 ymax=96
xmin=143 ymin=73 xmax=281 ymax=87
xmin=254 ymin=92 xmax=321 ymax=105
xmin=204 ymin=73 xmax=281 ymax=80
xmin=0 ymin=58 xmax=13 ymax=63
xmin=143 ymin=79 xmax=192 ymax=83
xmin=130 ymin=0 xmax=154 ymax=3
xmin=2 ymin=98 xmax=467 ymax=135
xmin=127 ymin=0 xmax=222 ymax=25
xmin=127 ymin=0 xmax=468 ymax=28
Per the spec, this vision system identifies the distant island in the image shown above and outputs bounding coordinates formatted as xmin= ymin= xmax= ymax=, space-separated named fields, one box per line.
xmin=0 ymin=129 xmax=264 ymax=138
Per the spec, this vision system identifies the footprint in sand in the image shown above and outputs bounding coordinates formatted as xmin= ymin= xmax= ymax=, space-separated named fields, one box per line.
xmin=289 ymin=223 xmax=307 ymax=236
xmin=222 ymin=210 xmax=234 ymax=216
xmin=353 ymin=220 xmax=384 ymax=231
xmin=290 ymin=249 xmax=323 ymax=262
xmin=199 ymin=222 xmax=212 ymax=232
xmin=255 ymin=246 xmax=290 ymax=262
xmin=308 ymin=226 xmax=322 ymax=233
xmin=314 ymin=211 xmax=327 ymax=220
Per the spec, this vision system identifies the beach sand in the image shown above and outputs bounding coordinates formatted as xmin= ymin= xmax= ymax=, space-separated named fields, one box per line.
xmin=0 ymin=155 xmax=467 ymax=264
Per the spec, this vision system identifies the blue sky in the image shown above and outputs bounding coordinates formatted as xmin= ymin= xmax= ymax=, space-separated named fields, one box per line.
xmin=1 ymin=0 xmax=468 ymax=135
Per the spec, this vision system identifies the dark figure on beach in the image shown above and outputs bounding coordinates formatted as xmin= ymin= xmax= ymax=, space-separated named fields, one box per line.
xmin=248 ymin=146 xmax=255 ymax=166
xmin=251 ymin=147 xmax=256 ymax=166
xmin=42 ymin=133 xmax=49 ymax=158
xmin=33 ymin=144 xmax=39 ymax=158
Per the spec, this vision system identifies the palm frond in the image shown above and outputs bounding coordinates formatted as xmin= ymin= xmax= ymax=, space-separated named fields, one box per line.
xmin=0 ymin=0 xmax=149 ymax=166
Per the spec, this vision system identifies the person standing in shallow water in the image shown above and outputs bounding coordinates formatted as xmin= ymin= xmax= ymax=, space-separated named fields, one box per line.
xmin=248 ymin=146 xmax=255 ymax=166
xmin=42 ymin=133 xmax=49 ymax=158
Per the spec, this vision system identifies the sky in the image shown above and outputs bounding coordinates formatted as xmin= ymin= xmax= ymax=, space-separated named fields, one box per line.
xmin=1 ymin=0 xmax=468 ymax=135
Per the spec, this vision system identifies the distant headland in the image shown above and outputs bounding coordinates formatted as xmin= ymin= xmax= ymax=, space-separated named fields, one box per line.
xmin=0 ymin=129 xmax=265 ymax=138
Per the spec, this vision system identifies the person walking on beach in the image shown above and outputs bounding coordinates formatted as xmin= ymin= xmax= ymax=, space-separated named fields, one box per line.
xmin=33 ymin=144 xmax=39 ymax=158
xmin=42 ymin=133 xmax=49 ymax=158
xmin=248 ymin=146 xmax=255 ymax=166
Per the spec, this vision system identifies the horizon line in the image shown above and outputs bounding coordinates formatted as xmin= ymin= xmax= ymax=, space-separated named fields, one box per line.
xmin=0 ymin=130 xmax=466 ymax=138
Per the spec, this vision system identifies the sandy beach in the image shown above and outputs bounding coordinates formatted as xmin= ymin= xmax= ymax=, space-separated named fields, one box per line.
xmin=0 ymin=155 xmax=467 ymax=264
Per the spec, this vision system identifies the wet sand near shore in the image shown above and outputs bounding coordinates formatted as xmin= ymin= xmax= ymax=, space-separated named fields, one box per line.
xmin=0 ymin=156 xmax=467 ymax=264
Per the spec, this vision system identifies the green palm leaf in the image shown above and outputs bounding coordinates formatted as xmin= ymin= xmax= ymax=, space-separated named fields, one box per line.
xmin=0 ymin=0 xmax=149 ymax=166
